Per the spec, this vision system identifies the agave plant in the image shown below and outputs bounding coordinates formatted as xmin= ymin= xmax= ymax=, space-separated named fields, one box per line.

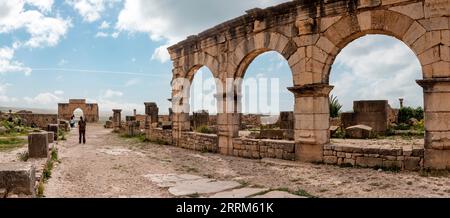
xmin=330 ymin=95 xmax=342 ymax=118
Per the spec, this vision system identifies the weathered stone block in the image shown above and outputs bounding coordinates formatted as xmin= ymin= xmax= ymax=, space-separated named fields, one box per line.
xmin=324 ymin=156 xmax=338 ymax=164
xmin=295 ymin=143 xmax=323 ymax=162
xmin=356 ymin=157 xmax=383 ymax=168
xmin=424 ymin=149 xmax=450 ymax=169
xmin=0 ymin=163 xmax=36 ymax=197
xmin=405 ymin=157 xmax=422 ymax=171
xmin=28 ymin=132 xmax=49 ymax=158
xmin=346 ymin=125 xmax=374 ymax=139
xmin=47 ymin=131 xmax=54 ymax=144
xmin=47 ymin=124 xmax=59 ymax=141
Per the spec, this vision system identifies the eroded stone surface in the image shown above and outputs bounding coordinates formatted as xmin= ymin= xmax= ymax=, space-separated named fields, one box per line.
xmin=168 ymin=179 xmax=241 ymax=196
xmin=210 ymin=188 xmax=268 ymax=198
xmin=253 ymin=191 xmax=305 ymax=198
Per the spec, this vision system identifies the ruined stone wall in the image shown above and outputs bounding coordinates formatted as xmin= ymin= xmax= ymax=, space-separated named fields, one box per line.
xmin=232 ymin=138 xmax=296 ymax=160
xmin=146 ymin=128 xmax=173 ymax=145
xmin=323 ymin=144 xmax=424 ymax=170
xmin=15 ymin=113 xmax=58 ymax=129
xmin=179 ymin=132 xmax=218 ymax=153
xmin=135 ymin=115 xmax=148 ymax=129
xmin=169 ymin=0 xmax=450 ymax=169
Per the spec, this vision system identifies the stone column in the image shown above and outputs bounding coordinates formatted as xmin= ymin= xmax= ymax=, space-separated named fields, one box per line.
xmin=417 ymin=78 xmax=450 ymax=169
xmin=217 ymin=92 xmax=240 ymax=155
xmin=288 ymin=84 xmax=333 ymax=163
xmin=112 ymin=109 xmax=122 ymax=132
xmin=144 ymin=102 xmax=159 ymax=124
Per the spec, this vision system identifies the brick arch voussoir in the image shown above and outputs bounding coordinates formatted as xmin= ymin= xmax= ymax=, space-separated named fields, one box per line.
xmin=232 ymin=31 xmax=295 ymax=79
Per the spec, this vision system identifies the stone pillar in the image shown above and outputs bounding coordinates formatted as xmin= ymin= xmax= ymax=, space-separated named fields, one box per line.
xmin=217 ymin=93 xmax=240 ymax=155
xmin=144 ymin=102 xmax=159 ymax=124
xmin=417 ymin=78 xmax=450 ymax=169
xmin=112 ymin=109 xmax=122 ymax=132
xmin=47 ymin=131 xmax=55 ymax=144
xmin=288 ymin=84 xmax=333 ymax=163
xmin=47 ymin=124 xmax=59 ymax=141
xmin=28 ymin=132 xmax=49 ymax=158
xmin=133 ymin=109 xmax=137 ymax=116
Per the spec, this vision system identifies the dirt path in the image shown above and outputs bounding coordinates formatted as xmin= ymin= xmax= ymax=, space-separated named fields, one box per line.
xmin=45 ymin=124 xmax=450 ymax=198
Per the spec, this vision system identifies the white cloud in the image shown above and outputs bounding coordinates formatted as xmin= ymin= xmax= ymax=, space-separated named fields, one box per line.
xmin=0 ymin=81 xmax=18 ymax=103
xmin=330 ymin=35 xmax=423 ymax=111
xmin=102 ymin=89 xmax=123 ymax=98
xmin=111 ymin=32 xmax=119 ymax=38
xmin=24 ymin=92 xmax=61 ymax=105
xmin=54 ymin=90 xmax=64 ymax=95
xmin=66 ymin=0 xmax=121 ymax=23
xmin=0 ymin=47 xmax=32 ymax=75
xmin=58 ymin=59 xmax=68 ymax=66
xmin=124 ymin=78 xmax=139 ymax=87
xmin=95 ymin=31 xmax=108 ymax=38
xmin=115 ymin=0 xmax=290 ymax=62
xmin=99 ymin=20 xmax=110 ymax=29
xmin=0 ymin=1 xmax=71 ymax=48
xmin=25 ymin=0 xmax=54 ymax=13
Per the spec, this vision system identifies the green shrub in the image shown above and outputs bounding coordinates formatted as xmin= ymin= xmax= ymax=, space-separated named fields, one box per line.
xmin=330 ymin=95 xmax=342 ymax=118
xmin=398 ymin=107 xmax=424 ymax=124
xmin=196 ymin=125 xmax=214 ymax=134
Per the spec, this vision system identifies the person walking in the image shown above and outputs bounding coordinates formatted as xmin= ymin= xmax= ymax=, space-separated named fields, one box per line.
xmin=78 ymin=116 xmax=87 ymax=144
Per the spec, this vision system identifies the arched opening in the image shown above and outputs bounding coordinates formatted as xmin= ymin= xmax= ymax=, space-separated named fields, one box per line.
xmin=329 ymin=34 xmax=424 ymax=150
xmin=238 ymin=51 xmax=294 ymax=141
xmin=72 ymin=108 xmax=84 ymax=128
xmin=189 ymin=66 xmax=218 ymax=133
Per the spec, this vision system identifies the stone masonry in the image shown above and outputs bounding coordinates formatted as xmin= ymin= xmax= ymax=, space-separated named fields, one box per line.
xmin=168 ymin=0 xmax=450 ymax=169
xmin=58 ymin=99 xmax=99 ymax=123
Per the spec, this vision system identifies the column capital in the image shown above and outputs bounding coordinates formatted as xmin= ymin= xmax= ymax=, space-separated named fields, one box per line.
xmin=417 ymin=78 xmax=450 ymax=91
xmin=112 ymin=109 xmax=122 ymax=113
xmin=288 ymin=83 xmax=334 ymax=97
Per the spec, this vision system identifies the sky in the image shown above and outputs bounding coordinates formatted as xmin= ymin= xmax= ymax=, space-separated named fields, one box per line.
xmin=0 ymin=0 xmax=423 ymax=116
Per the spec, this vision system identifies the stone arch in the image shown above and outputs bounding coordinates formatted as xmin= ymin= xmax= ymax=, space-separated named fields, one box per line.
xmin=58 ymin=99 xmax=99 ymax=123
xmin=317 ymin=10 xmax=434 ymax=83
xmin=231 ymin=32 xmax=296 ymax=79
xmin=182 ymin=52 xmax=220 ymax=82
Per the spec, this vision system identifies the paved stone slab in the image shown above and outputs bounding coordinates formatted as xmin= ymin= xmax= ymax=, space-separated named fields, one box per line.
xmin=210 ymin=188 xmax=268 ymax=198
xmin=253 ymin=191 xmax=305 ymax=198
xmin=144 ymin=174 xmax=203 ymax=188
xmin=168 ymin=179 xmax=241 ymax=196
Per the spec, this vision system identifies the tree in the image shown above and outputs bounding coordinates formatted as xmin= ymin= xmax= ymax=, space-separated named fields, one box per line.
xmin=330 ymin=95 xmax=343 ymax=118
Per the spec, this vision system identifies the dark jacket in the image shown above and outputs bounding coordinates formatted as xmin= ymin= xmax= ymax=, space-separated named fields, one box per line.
xmin=78 ymin=120 xmax=87 ymax=131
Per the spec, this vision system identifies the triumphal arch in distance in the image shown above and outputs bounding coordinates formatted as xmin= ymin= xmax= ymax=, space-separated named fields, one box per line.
xmin=58 ymin=99 xmax=99 ymax=123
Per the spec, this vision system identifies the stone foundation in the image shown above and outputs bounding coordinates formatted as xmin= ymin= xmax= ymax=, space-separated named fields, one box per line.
xmin=179 ymin=132 xmax=218 ymax=153
xmin=232 ymin=138 xmax=296 ymax=160
xmin=323 ymin=144 xmax=424 ymax=170
xmin=28 ymin=132 xmax=49 ymax=159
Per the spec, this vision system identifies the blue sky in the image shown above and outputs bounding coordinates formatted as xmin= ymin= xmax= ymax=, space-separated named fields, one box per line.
xmin=0 ymin=0 xmax=423 ymax=116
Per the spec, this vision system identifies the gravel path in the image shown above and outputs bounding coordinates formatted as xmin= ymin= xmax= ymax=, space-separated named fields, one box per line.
xmin=44 ymin=124 xmax=450 ymax=198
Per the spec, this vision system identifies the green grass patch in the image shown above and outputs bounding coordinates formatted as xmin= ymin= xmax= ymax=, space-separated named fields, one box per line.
xmin=17 ymin=151 xmax=29 ymax=162
xmin=0 ymin=137 xmax=26 ymax=151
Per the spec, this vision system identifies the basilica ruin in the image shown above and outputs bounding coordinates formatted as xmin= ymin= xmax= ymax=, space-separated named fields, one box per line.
xmin=163 ymin=0 xmax=449 ymax=169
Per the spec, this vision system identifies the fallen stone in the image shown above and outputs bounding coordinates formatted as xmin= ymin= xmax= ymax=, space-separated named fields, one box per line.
xmin=253 ymin=191 xmax=305 ymax=198
xmin=210 ymin=188 xmax=268 ymax=198
xmin=168 ymin=179 xmax=241 ymax=196
xmin=0 ymin=163 xmax=36 ymax=197
xmin=346 ymin=125 xmax=373 ymax=139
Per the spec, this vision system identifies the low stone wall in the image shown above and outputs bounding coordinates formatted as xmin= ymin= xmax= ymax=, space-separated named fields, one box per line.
xmin=232 ymin=138 xmax=295 ymax=161
xmin=15 ymin=113 xmax=58 ymax=129
xmin=146 ymin=128 xmax=173 ymax=145
xmin=323 ymin=144 xmax=424 ymax=171
xmin=179 ymin=132 xmax=218 ymax=153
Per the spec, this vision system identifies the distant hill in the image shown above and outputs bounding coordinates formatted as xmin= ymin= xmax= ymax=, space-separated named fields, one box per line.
xmin=0 ymin=106 xmax=57 ymax=114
